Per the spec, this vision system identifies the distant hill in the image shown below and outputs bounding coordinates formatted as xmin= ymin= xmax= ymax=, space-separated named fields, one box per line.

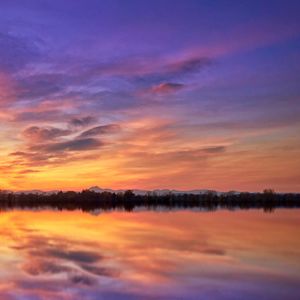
xmin=1 ymin=186 xmax=242 ymax=196
xmin=88 ymin=186 xmax=226 ymax=196
xmin=0 ymin=186 xmax=245 ymax=196
xmin=1 ymin=189 xmax=60 ymax=195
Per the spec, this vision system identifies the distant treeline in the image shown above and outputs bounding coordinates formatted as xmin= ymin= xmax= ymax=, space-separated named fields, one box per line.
xmin=0 ymin=189 xmax=299 ymax=212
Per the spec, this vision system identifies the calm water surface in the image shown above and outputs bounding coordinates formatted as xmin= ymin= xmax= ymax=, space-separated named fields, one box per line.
xmin=0 ymin=209 xmax=299 ymax=300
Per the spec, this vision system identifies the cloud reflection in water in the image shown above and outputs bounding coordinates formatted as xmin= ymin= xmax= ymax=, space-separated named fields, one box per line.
xmin=0 ymin=209 xmax=299 ymax=299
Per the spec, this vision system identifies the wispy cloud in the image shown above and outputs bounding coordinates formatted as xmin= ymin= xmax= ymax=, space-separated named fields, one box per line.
xmin=79 ymin=124 xmax=120 ymax=138
xmin=29 ymin=138 xmax=103 ymax=153
xmin=150 ymin=82 xmax=185 ymax=94
xmin=23 ymin=126 xmax=72 ymax=142
xmin=69 ymin=116 xmax=97 ymax=128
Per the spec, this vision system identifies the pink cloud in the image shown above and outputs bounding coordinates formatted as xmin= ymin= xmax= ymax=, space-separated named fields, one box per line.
xmin=22 ymin=126 xmax=72 ymax=142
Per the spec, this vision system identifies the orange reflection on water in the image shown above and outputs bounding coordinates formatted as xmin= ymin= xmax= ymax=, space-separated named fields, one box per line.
xmin=0 ymin=209 xmax=300 ymax=300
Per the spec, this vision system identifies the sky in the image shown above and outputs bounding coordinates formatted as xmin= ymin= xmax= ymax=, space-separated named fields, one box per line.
xmin=0 ymin=0 xmax=299 ymax=192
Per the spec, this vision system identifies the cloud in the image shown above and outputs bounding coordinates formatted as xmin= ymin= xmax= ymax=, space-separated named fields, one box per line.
xmin=40 ymin=249 xmax=103 ymax=264
xmin=79 ymin=124 xmax=120 ymax=138
xmin=12 ymin=98 xmax=86 ymax=125
xmin=80 ymin=264 xmax=120 ymax=278
xmin=10 ymin=151 xmax=55 ymax=163
xmin=150 ymin=82 xmax=185 ymax=94
xmin=22 ymin=259 xmax=97 ymax=286
xmin=0 ymin=72 xmax=16 ymax=106
xmin=127 ymin=55 xmax=211 ymax=88
xmin=202 ymin=248 xmax=226 ymax=256
xmin=9 ymin=131 xmax=104 ymax=169
xmin=165 ymin=57 xmax=211 ymax=77
xmin=68 ymin=274 xmax=96 ymax=286
xmin=22 ymin=260 xmax=71 ymax=276
xmin=202 ymin=146 xmax=226 ymax=154
xmin=14 ymin=109 xmax=66 ymax=123
xmin=23 ymin=126 xmax=72 ymax=142
xmin=1 ymin=49 xmax=211 ymax=115
xmin=9 ymin=144 xmax=103 ymax=168
xmin=18 ymin=169 xmax=40 ymax=174
xmin=122 ymin=146 xmax=227 ymax=171
xmin=69 ymin=116 xmax=96 ymax=128
xmin=15 ymin=234 xmax=120 ymax=292
xmin=16 ymin=73 xmax=66 ymax=100
xmin=190 ymin=114 xmax=300 ymax=133
xmin=82 ymin=55 xmax=211 ymax=81
xmin=29 ymin=138 xmax=103 ymax=153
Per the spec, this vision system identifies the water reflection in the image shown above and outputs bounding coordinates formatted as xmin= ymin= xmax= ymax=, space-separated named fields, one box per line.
xmin=0 ymin=209 xmax=300 ymax=299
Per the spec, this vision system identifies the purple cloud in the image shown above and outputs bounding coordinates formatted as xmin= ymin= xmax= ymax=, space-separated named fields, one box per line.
xmin=69 ymin=116 xmax=96 ymax=128
xmin=23 ymin=126 xmax=72 ymax=142
xmin=150 ymin=82 xmax=185 ymax=94
xmin=79 ymin=124 xmax=120 ymax=138
xmin=29 ymin=138 xmax=103 ymax=153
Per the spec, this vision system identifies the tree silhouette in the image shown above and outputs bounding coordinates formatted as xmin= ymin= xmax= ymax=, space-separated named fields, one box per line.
xmin=0 ymin=189 xmax=299 ymax=212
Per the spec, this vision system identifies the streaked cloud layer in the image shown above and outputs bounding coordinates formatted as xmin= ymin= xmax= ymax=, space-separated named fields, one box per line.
xmin=0 ymin=0 xmax=299 ymax=191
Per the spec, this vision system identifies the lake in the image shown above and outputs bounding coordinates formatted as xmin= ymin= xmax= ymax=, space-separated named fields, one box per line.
xmin=0 ymin=208 xmax=299 ymax=299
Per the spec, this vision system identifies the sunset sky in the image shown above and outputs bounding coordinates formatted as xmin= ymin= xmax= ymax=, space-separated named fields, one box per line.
xmin=0 ymin=0 xmax=299 ymax=192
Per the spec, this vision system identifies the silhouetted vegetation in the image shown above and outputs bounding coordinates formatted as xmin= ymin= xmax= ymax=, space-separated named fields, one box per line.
xmin=0 ymin=189 xmax=299 ymax=213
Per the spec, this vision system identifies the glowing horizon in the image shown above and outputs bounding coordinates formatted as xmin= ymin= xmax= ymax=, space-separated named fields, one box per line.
xmin=0 ymin=1 xmax=300 ymax=192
